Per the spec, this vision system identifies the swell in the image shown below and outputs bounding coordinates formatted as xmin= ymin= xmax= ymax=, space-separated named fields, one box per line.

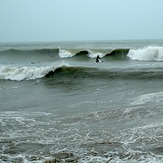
xmin=0 ymin=48 xmax=60 ymax=64
xmin=59 ymin=48 xmax=130 ymax=60
xmin=46 ymin=66 xmax=163 ymax=80
xmin=0 ymin=48 xmax=130 ymax=60
xmin=0 ymin=63 xmax=69 ymax=81
xmin=1 ymin=46 xmax=163 ymax=62
xmin=1 ymin=64 xmax=163 ymax=81
xmin=0 ymin=48 xmax=59 ymax=55
xmin=55 ymin=46 xmax=163 ymax=61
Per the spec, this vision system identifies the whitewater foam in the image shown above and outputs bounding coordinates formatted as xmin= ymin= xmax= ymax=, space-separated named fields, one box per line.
xmin=128 ymin=46 xmax=163 ymax=61
xmin=58 ymin=49 xmax=74 ymax=58
xmin=88 ymin=51 xmax=105 ymax=59
xmin=78 ymin=153 xmax=163 ymax=163
xmin=0 ymin=62 xmax=69 ymax=81
xmin=58 ymin=48 xmax=106 ymax=59
xmin=131 ymin=92 xmax=163 ymax=105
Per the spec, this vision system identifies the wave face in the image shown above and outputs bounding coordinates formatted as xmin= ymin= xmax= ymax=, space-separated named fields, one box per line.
xmin=128 ymin=46 xmax=163 ymax=61
xmin=57 ymin=48 xmax=130 ymax=59
xmin=46 ymin=66 xmax=163 ymax=81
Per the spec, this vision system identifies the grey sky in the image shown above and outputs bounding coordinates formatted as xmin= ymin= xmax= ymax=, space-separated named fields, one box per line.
xmin=0 ymin=0 xmax=163 ymax=42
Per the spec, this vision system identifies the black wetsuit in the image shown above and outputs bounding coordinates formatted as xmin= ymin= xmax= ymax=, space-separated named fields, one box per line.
xmin=96 ymin=55 xmax=101 ymax=62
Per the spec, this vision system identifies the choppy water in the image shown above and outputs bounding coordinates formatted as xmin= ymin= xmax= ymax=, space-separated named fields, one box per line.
xmin=0 ymin=40 xmax=163 ymax=162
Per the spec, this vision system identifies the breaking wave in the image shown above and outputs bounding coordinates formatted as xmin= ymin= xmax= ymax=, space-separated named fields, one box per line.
xmin=1 ymin=64 xmax=163 ymax=81
xmin=58 ymin=48 xmax=130 ymax=59
xmin=0 ymin=47 xmax=130 ymax=59
xmin=0 ymin=63 xmax=69 ymax=81
xmin=2 ymin=46 xmax=163 ymax=61
xmin=58 ymin=49 xmax=74 ymax=58
xmin=128 ymin=46 xmax=163 ymax=61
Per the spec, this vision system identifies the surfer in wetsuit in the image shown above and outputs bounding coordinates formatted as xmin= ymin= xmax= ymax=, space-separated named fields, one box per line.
xmin=96 ymin=55 xmax=101 ymax=62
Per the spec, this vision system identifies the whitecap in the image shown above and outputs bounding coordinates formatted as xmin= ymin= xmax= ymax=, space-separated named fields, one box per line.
xmin=58 ymin=49 xmax=74 ymax=58
xmin=0 ymin=62 xmax=69 ymax=81
xmin=127 ymin=46 xmax=163 ymax=61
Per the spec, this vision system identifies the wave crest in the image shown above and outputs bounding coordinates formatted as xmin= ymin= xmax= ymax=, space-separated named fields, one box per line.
xmin=58 ymin=49 xmax=90 ymax=58
xmin=58 ymin=49 xmax=74 ymax=58
xmin=0 ymin=63 xmax=69 ymax=81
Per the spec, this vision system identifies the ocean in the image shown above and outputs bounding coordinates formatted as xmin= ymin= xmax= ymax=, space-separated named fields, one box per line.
xmin=0 ymin=40 xmax=163 ymax=163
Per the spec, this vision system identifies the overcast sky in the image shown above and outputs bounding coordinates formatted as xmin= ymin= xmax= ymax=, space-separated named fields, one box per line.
xmin=0 ymin=0 xmax=163 ymax=42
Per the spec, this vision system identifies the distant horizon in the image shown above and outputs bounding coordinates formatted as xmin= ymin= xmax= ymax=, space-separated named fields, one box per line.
xmin=1 ymin=38 xmax=163 ymax=44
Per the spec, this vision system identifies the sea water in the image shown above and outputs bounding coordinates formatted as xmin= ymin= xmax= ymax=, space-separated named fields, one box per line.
xmin=0 ymin=40 xmax=163 ymax=162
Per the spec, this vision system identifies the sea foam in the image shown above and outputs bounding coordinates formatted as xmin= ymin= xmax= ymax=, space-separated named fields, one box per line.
xmin=0 ymin=63 xmax=69 ymax=81
xmin=131 ymin=92 xmax=163 ymax=105
xmin=128 ymin=46 xmax=163 ymax=61
xmin=58 ymin=49 xmax=74 ymax=58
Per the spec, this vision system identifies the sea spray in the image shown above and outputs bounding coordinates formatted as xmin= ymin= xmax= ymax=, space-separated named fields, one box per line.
xmin=128 ymin=46 xmax=163 ymax=61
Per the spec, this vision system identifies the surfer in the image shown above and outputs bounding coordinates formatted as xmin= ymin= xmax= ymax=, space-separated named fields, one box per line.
xmin=96 ymin=55 xmax=101 ymax=62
